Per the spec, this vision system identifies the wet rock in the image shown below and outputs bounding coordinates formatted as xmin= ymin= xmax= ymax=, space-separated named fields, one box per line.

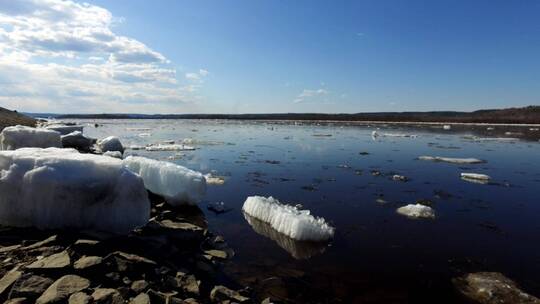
xmin=167 ymin=272 xmax=200 ymax=295
xmin=453 ymin=272 xmax=540 ymax=304
xmin=129 ymin=293 xmax=150 ymax=304
xmin=107 ymin=251 xmax=157 ymax=273
xmin=147 ymin=289 xmax=179 ymax=304
xmin=204 ymin=250 xmax=228 ymax=260
xmin=12 ymin=275 xmax=53 ymax=298
xmin=74 ymin=256 xmax=103 ymax=270
xmin=0 ymin=244 xmax=22 ymax=253
xmin=5 ymin=298 xmax=28 ymax=304
xmin=20 ymin=235 xmax=58 ymax=251
xmin=36 ymin=275 xmax=90 ymax=304
xmin=130 ymin=280 xmax=149 ymax=294
xmin=0 ymin=269 xmax=22 ymax=296
xmin=26 ymin=250 xmax=71 ymax=270
xmin=145 ymin=219 xmax=205 ymax=242
xmin=72 ymin=239 xmax=101 ymax=254
xmin=68 ymin=291 xmax=92 ymax=304
xmin=92 ymin=288 xmax=124 ymax=304
xmin=210 ymin=285 xmax=250 ymax=303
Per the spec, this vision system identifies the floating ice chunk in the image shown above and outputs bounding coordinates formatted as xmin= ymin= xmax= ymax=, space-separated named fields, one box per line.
xmin=98 ymin=136 xmax=124 ymax=154
xmin=530 ymin=128 xmax=539 ymax=131
xmin=418 ymin=156 xmax=485 ymax=164
xmin=103 ymin=151 xmax=123 ymax=159
xmin=372 ymin=130 xmax=417 ymax=138
xmin=61 ymin=131 xmax=96 ymax=151
xmin=126 ymin=127 xmax=151 ymax=131
xmin=243 ymin=212 xmax=328 ymax=259
xmin=128 ymin=145 xmax=145 ymax=150
xmin=396 ymin=204 xmax=435 ymax=219
xmin=470 ymin=136 xmax=519 ymax=142
xmin=123 ymin=156 xmax=206 ymax=206
xmin=461 ymin=173 xmax=490 ymax=180
xmin=45 ymin=124 xmax=84 ymax=135
xmin=145 ymin=144 xmax=195 ymax=151
xmin=443 ymin=125 xmax=452 ymax=130
xmin=392 ymin=174 xmax=409 ymax=182
xmin=0 ymin=148 xmax=150 ymax=233
xmin=204 ymin=173 xmax=225 ymax=185
xmin=242 ymin=196 xmax=335 ymax=241
xmin=0 ymin=125 xmax=61 ymax=150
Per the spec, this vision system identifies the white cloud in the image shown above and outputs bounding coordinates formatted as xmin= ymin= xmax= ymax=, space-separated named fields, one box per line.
xmin=294 ymin=88 xmax=329 ymax=103
xmin=185 ymin=69 xmax=209 ymax=83
xmin=0 ymin=0 xmax=205 ymax=113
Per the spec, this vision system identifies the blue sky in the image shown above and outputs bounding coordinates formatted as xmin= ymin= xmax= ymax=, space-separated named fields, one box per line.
xmin=0 ymin=0 xmax=539 ymax=114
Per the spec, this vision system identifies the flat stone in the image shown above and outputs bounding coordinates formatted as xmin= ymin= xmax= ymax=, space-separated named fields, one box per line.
xmin=108 ymin=251 xmax=156 ymax=273
xmin=146 ymin=219 xmax=204 ymax=241
xmin=4 ymin=298 xmax=27 ymax=304
xmin=21 ymin=235 xmax=58 ymax=251
xmin=12 ymin=275 xmax=53 ymax=298
xmin=0 ymin=244 xmax=22 ymax=253
xmin=166 ymin=273 xmax=200 ymax=296
xmin=91 ymin=288 xmax=124 ymax=304
xmin=69 ymin=291 xmax=92 ymax=304
xmin=26 ymin=251 xmax=71 ymax=270
xmin=0 ymin=269 xmax=22 ymax=295
xmin=130 ymin=280 xmax=149 ymax=294
xmin=204 ymin=249 xmax=228 ymax=260
xmin=129 ymin=293 xmax=150 ymax=304
xmin=74 ymin=256 xmax=103 ymax=270
xmin=453 ymin=272 xmax=540 ymax=304
xmin=210 ymin=285 xmax=250 ymax=303
xmin=36 ymin=275 xmax=90 ymax=304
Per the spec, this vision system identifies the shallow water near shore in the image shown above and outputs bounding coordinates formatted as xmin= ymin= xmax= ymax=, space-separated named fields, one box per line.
xmin=77 ymin=119 xmax=540 ymax=303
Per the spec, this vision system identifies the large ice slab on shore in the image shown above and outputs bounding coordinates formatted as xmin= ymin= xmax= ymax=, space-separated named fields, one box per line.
xmin=418 ymin=156 xmax=485 ymax=164
xmin=61 ymin=131 xmax=96 ymax=151
xmin=0 ymin=125 xmax=62 ymax=150
xmin=98 ymin=136 xmax=124 ymax=154
xmin=45 ymin=124 xmax=84 ymax=135
xmin=123 ymin=156 xmax=206 ymax=206
xmin=0 ymin=148 xmax=150 ymax=233
xmin=242 ymin=196 xmax=335 ymax=241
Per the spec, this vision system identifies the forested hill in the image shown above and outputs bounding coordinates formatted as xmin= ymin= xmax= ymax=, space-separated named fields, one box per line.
xmin=0 ymin=107 xmax=36 ymax=131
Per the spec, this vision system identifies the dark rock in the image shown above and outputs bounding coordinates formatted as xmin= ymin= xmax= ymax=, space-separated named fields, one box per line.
xmin=166 ymin=272 xmax=200 ymax=296
xmin=11 ymin=275 xmax=53 ymax=298
xmin=36 ymin=275 xmax=90 ymax=304
xmin=145 ymin=219 xmax=205 ymax=242
xmin=20 ymin=235 xmax=57 ymax=251
xmin=210 ymin=285 xmax=250 ymax=303
xmin=204 ymin=250 xmax=228 ymax=260
xmin=453 ymin=272 xmax=540 ymax=304
xmin=73 ymin=256 xmax=103 ymax=270
xmin=91 ymin=288 xmax=124 ymax=304
xmin=68 ymin=291 xmax=92 ymax=304
xmin=106 ymin=251 xmax=156 ymax=274
xmin=4 ymin=298 xmax=28 ymax=304
xmin=130 ymin=280 xmax=149 ymax=294
xmin=129 ymin=293 xmax=150 ymax=304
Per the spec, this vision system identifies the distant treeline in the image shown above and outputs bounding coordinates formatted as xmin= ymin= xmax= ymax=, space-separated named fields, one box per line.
xmin=54 ymin=106 xmax=540 ymax=124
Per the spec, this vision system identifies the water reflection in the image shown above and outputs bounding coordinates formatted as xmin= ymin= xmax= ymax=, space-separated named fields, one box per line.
xmin=243 ymin=212 xmax=329 ymax=260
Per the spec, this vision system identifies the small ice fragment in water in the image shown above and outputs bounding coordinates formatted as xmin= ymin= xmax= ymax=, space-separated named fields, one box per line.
xmin=204 ymin=173 xmax=225 ymax=185
xmin=392 ymin=174 xmax=409 ymax=182
xmin=0 ymin=125 xmax=62 ymax=150
xmin=372 ymin=130 xmax=417 ymax=138
xmin=460 ymin=173 xmax=490 ymax=180
xmin=418 ymin=156 xmax=485 ymax=164
xmin=396 ymin=204 xmax=435 ymax=219
xmin=145 ymin=144 xmax=195 ymax=151
xmin=242 ymin=196 xmax=335 ymax=241
xmin=98 ymin=136 xmax=124 ymax=154
xmin=123 ymin=156 xmax=206 ymax=206
xmin=443 ymin=125 xmax=452 ymax=130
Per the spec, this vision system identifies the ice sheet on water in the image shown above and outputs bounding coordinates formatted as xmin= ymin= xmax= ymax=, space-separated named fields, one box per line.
xmin=418 ymin=156 xmax=485 ymax=164
xmin=396 ymin=204 xmax=435 ymax=219
xmin=461 ymin=173 xmax=490 ymax=180
xmin=372 ymin=130 xmax=418 ymax=139
xmin=242 ymin=196 xmax=335 ymax=241
xmin=0 ymin=125 xmax=61 ymax=150
xmin=145 ymin=144 xmax=195 ymax=151
xmin=123 ymin=156 xmax=206 ymax=206
xmin=0 ymin=148 xmax=150 ymax=233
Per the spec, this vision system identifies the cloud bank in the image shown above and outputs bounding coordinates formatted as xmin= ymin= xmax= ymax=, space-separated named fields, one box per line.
xmin=0 ymin=0 xmax=205 ymax=113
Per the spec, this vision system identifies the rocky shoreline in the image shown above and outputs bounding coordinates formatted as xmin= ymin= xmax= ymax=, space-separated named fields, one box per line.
xmin=0 ymin=193 xmax=253 ymax=304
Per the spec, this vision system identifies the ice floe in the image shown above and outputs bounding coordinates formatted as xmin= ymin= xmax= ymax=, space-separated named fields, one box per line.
xmin=418 ymin=156 xmax=485 ymax=164
xmin=372 ymin=130 xmax=418 ymax=138
xmin=103 ymin=151 xmax=123 ymax=159
xmin=123 ymin=156 xmax=206 ymax=206
xmin=461 ymin=173 xmax=491 ymax=184
xmin=98 ymin=136 xmax=124 ymax=154
xmin=243 ymin=212 xmax=328 ymax=259
xmin=0 ymin=125 xmax=61 ymax=150
xmin=45 ymin=124 xmax=84 ymax=135
xmin=242 ymin=196 xmax=335 ymax=241
xmin=145 ymin=144 xmax=195 ymax=151
xmin=204 ymin=173 xmax=226 ymax=185
xmin=0 ymin=148 xmax=150 ymax=233
xmin=396 ymin=204 xmax=436 ymax=219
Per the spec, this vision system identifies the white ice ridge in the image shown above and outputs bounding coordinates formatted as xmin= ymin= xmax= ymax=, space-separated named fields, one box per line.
xmin=418 ymin=156 xmax=485 ymax=164
xmin=123 ymin=156 xmax=206 ymax=206
xmin=0 ymin=125 xmax=61 ymax=150
xmin=396 ymin=204 xmax=435 ymax=219
xmin=461 ymin=173 xmax=491 ymax=180
xmin=0 ymin=148 xmax=150 ymax=233
xmin=145 ymin=144 xmax=195 ymax=151
xmin=98 ymin=136 xmax=124 ymax=154
xmin=45 ymin=124 xmax=84 ymax=135
xmin=242 ymin=196 xmax=335 ymax=241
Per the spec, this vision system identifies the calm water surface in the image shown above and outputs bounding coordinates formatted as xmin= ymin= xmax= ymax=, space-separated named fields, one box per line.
xmin=77 ymin=119 xmax=540 ymax=303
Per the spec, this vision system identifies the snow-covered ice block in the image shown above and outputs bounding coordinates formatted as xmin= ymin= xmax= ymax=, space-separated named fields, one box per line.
xmin=418 ymin=156 xmax=485 ymax=164
xmin=145 ymin=144 xmax=195 ymax=151
xmin=0 ymin=148 xmax=150 ymax=233
xmin=123 ymin=156 xmax=206 ymax=206
xmin=45 ymin=124 xmax=84 ymax=135
xmin=61 ymin=131 xmax=96 ymax=151
xmin=98 ymin=136 xmax=124 ymax=154
xmin=103 ymin=151 xmax=123 ymax=159
xmin=396 ymin=204 xmax=435 ymax=219
xmin=0 ymin=125 xmax=61 ymax=150
xmin=242 ymin=196 xmax=335 ymax=241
